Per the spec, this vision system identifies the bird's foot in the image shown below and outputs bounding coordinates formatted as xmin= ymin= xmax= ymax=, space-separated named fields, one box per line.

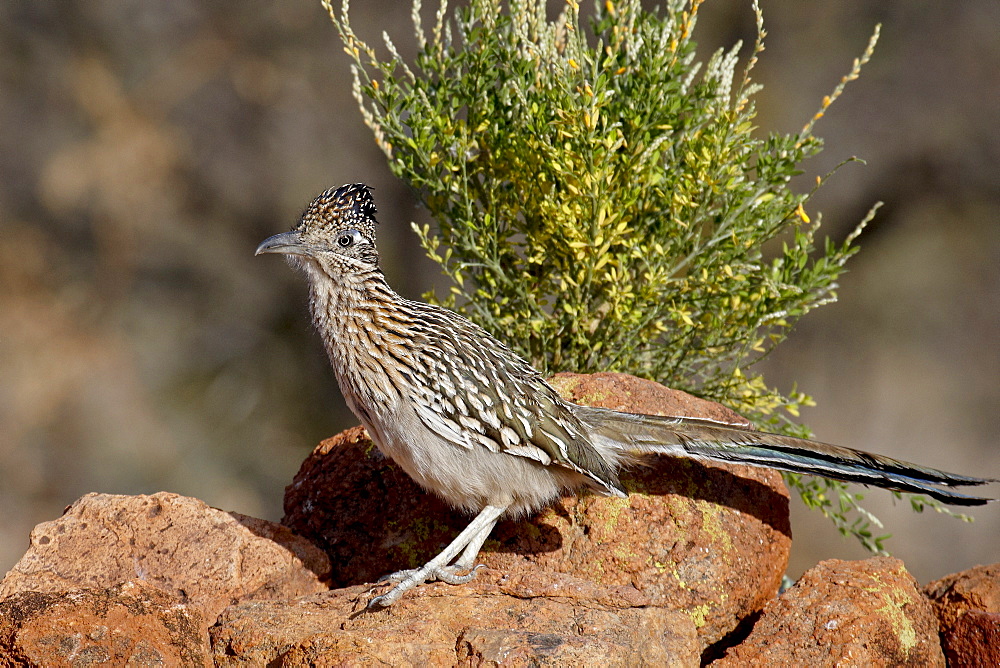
xmin=367 ymin=563 xmax=484 ymax=608
xmin=376 ymin=567 xmax=419 ymax=584
xmin=433 ymin=563 xmax=483 ymax=584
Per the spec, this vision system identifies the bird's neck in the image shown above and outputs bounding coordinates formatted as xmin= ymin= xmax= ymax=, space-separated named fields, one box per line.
xmin=306 ymin=264 xmax=413 ymax=412
xmin=306 ymin=263 xmax=404 ymax=341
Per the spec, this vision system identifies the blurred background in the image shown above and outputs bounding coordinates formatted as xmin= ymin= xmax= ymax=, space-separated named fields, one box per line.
xmin=1 ymin=1 xmax=997 ymax=585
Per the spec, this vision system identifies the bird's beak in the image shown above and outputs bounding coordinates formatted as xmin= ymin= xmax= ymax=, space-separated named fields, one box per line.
xmin=255 ymin=231 xmax=311 ymax=257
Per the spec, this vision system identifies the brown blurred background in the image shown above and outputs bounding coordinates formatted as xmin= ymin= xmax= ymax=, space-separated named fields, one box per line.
xmin=1 ymin=1 xmax=997 ymax=584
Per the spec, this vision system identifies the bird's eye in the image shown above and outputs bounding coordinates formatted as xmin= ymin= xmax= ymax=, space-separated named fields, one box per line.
xmin=337 ymin=232 xmax=355 ymax=248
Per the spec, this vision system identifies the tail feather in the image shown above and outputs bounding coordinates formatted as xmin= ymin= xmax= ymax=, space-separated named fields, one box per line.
xmin=575 ymin=406 xmax=995 ymax=507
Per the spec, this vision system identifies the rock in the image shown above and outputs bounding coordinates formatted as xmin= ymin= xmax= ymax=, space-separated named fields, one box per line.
xmin=0 ymin=580 xmax=210 ymax=666
xmin=712 ymin=557 xmax=945 ymax=666
xmin=924 ymin=562 xmax=1000 ymax=665
xmin=209 ymin=571 xmax=699 ymax=666
xmin=282 ymin=371 xmax=791 ymax=650
xmin=0 ymin=492 xmax=330 ymax=631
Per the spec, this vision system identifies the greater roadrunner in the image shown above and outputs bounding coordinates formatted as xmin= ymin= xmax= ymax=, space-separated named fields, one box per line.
xmin=257 ymin=183 xmax=994 ymax=608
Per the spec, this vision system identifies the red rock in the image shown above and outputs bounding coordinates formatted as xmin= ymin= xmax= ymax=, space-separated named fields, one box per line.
xmin=713 ymin=557 xmax=945 ymax=666
xmin=0 ymin=492 xmax=330 ymax=631
xmin=0 ymin=580 xmax=210 ymax=666
xmin=282 ymin=372 xmax=791 ymax=649
xmin=925 ymin=562 xmax=1000 ymax=665
xmin=210 ymin=570 xmax=699 ymax=666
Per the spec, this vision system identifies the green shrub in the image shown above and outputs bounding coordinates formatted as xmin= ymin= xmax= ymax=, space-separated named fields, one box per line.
xmin=324 ymin=0 xmax=970 ymax=552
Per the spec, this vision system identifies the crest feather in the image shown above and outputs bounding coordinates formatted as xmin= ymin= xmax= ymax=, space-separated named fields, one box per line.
xmin=298 ymin=183 xmax=378 ymax=242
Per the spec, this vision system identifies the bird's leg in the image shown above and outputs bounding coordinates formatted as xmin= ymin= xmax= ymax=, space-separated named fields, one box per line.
xmin=430 ymin=510 xmax=501 ymax=584
xmin=368 ymin=504 xmax=506 ymax=608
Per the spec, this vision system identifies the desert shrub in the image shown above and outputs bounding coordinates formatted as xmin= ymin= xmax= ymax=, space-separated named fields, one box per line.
xmin=325 ymin=0 xmax=969 ymax=551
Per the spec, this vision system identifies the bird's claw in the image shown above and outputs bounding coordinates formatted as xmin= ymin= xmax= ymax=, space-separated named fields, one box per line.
xmin=433 ymin=563 xmax=483 ymax=584
xmin=376 ymin=567 xmax=419 ymax=584
xmin=366 ymin=563 xmax=485 ymax=608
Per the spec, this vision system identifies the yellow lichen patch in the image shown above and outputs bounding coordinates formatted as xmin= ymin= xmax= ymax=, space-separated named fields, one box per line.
xmin=547 ymin=375 xmax=581 ymax=400
xmin=699 ymin=504 xmax=734 ymax=556
xmin=687 ymin=603 xmax=712 ymax=629
xmin=652 ymin=560 xmax=671 ymax=573
xmin=580 ymin=497 xmax=634 ymax=563
xmin=864 ymin=570 xmax=920 ymax=655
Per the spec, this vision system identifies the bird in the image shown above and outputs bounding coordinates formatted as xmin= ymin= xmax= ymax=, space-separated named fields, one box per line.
xmin=256 ymin=183 xmax=995 ymax=608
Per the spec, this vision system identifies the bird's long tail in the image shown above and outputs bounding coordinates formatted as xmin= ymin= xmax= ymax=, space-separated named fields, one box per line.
xmin=575 ymin=406 xmax=995 ymax=506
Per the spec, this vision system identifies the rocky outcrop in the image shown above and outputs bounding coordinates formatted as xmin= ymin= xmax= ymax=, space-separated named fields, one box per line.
xmin=713 ymin=557 xmax=945 ymax=666
xmin=0 ymin=491 xmax=330 ymax=632
xmin=210 ymin=574 xmax=699 ymax=666
xmin=2 ymin=373 xmax=981 ymax=665
xmin=925 ymin=562 xmax=1000 ymax=665
xmin=0 ymin=580 xmax=210 ymax=666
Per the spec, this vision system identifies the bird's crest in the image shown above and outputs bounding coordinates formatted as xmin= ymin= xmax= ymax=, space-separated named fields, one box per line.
xmin=298 ymin=183 xmax=378 ymax=243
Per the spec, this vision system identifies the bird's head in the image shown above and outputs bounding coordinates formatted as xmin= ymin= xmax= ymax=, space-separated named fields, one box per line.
xmin=255 ymin=183 xmax=380 ymax=272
